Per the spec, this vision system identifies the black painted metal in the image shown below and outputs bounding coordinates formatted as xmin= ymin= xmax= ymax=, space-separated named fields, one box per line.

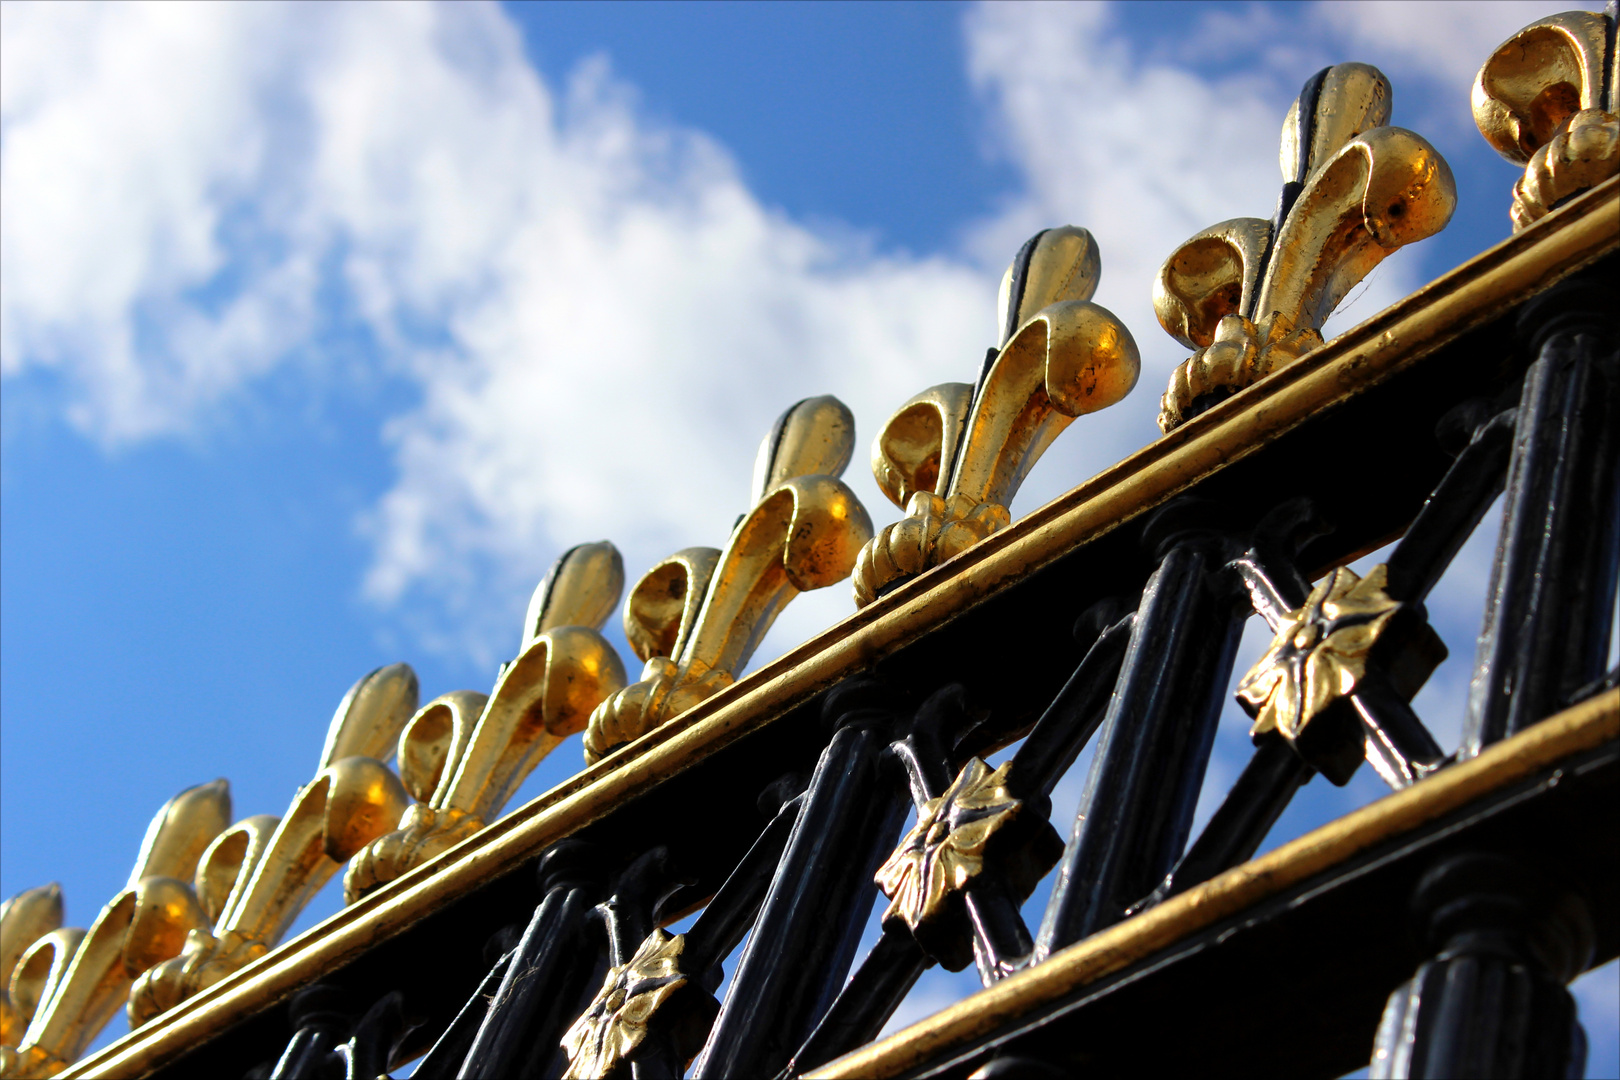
xmin=691 ymin=680 xmax=910 ymax=1079
xmin=966 ymin=1057 xmax=1072 ymax=1080
xmin=334 ymin=992 xmax=414 ymax=1080
xmin=1140 ymin=467 xmax=1483 ymax=911
xmin=267 ymin=985 xmax=352 ymax=1080
xmin=137 ymin=248 xmax=1619 ymax=1080
xmin=1132 ymin=731 xmax=1311 ymax=912
xmin=255 ymin=986 xmax=414 ymax=1080
xmin=456 ymin=842 xmax=606 ymax=1079
xmin=895 ymin=738 xmax=1618 ymax=1080
xmin=1001 ymin=603 xmax=1135 ymax=803
xmin=592 ymin=847 xmax=714 ymax=1080
xmin=1233 ymin=520 xmax=1448 ymax=789
xmin=896 ymin=685 xmax=1063 ymax=981
xmin=1370 ymin=853 xmax=1593 ymax=1079
xmin=1035 ymin=507 xmax=1246 ymax=957
xmin=1383 ymin=405 xmax=1515 ymax=605
xmin=1465 ymin=274 xmax=1620 ymax=755
xmin=781 ymin=928 xmax=931 ymax=1078
xmin=779 ymin=612 xmax=1135 ymax=1074
xmin=408 ymin=950 xmax=512 ymax=1080
xmin=681 ymin=787 xmax=806 ymax=978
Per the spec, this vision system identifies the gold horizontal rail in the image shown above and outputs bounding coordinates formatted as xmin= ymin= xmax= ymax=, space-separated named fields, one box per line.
xmin=64 ymin=176 xmax=1618 ymax=1080
xmin=807 ymin=689 xmax=1620 ymax=1079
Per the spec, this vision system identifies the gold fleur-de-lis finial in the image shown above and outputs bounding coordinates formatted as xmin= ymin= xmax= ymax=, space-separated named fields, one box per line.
xmin=584 ymin=396 xmax=874 ymax=762
xmin=853 ymin=227 xmax=1140 ymax=606
xmin=344 ymin=543 xmax=628 ymax=902
xmin=1155 ymin=63 xmax=1457 ymax=432
xmin=128 ymin=666 xmax=418 ymax=1026
xmin=1473 ymin=9 xmax=1619 ymax=229
xmin=1 ymin=781 xmax=230 ymax=1078
xmin=1 ymin=884 xmax=63 ymax=1050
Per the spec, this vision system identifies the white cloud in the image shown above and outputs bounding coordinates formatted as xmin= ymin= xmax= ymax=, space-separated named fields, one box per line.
xmin=1317 ymin=0 xmax=1605 ymax=112
xmin=2 ymin=0 xmax=997 ymax=663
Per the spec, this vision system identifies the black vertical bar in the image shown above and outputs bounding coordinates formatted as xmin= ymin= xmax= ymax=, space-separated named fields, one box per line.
xmin=1464 ymin=272 xmax=1619 ymax=755
xmin=268 ymin=986 xmax=351 ymax=1080
xmin=1036 ymin=520 xmax=1244 ymax=957
xmin=336 ymin=992 xmax=412 ymax=1080
xmin=1132 ymin=732 xmax=1312 ymax=911
xmin=456 ymin=843 xmax=604 ymax=1079
xmin=1369 ymin=853 xmax=1592 ymax=1079
xmin=408 ymin=951 xmax=513 ymax=1080
xmin=692 ymin=680 xmax=908 ymax=1080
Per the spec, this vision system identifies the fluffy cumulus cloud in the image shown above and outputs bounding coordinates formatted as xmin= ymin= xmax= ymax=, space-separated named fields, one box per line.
xmin=1 ymin=0 xmax=998 ymax=659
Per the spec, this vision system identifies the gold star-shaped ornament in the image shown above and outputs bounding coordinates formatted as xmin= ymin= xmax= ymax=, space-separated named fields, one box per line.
xmin=875 ymin=758 xmax=1023 ymax=930
xmin=561 ymin=929 xmax=690 ymax=1080
xmin=1237 ymin=564 xmax=1401 ymax=741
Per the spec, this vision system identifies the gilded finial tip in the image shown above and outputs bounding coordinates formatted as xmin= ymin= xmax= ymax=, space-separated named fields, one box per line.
xmin=525 ymin=541 xmax=626 ymax=645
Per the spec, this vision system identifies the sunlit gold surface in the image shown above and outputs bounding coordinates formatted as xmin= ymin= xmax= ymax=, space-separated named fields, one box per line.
xmin=1153 ymin=218 xmax=1273 ymax=350
xmin=1509 ymin=108 xmax=1620 ymax=228
xmin=344 ymin=547 xmax=628 ymax=902
xmin=1237 ymin=564 xmax=1400 ymax=741
xmin=524 ymin=541 xmax=626 ymax=650
xmin=870 ymin=384 xmax=975 ymax=512
xmin=875 ymin=760 xmax=1022 ymax=932
xmin=1 ymin=782 xmax=228 ymax=1078
xmin=1473 ymin=11 xmax=1609 ymax=161
xmin=1157 ymin=64 xmax=1456 ymax=431
xmin=808 ymin=690 xmax=1620 ymax=1079
xmin=127 ymin=668 xmax=416 ymax=1026
xmin=57 ymin=183 xmax=1619 ymax=1080
xmin=8 ymin=930 xmax=85 ymax=1056
xmin=855 ymin=229 xmax=1139 ymax=605
xmin=622 ymin=548 xmax=721 ymax=665
xmin=585 ymin=397 xmax=872 ymax=761
xmin=560 ymin=930 xmax=691 ymax=1080
xmin=1474 ymin=12 xmax=1620 ymax=229
xmin=2 ymin=887 xmax=64 ymax=1049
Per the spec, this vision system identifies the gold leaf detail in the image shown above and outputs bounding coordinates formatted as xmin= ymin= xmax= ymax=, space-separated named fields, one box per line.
xmin=1236 ymin=565 xmax=1401 ymax=742
xmin=874 ymin=759 xmax=1022 ymax=931
xmin=561 ymin=930 xmax=690 ymax=1079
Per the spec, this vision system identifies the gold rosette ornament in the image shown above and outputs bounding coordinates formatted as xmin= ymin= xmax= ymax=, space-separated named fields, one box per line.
xmin=585 ymin=397 xmax=872 ymax=762
xmin=875 ymin=757 xmax=1060 ymax=971
xmin=877 ymin=759 xmax=1020 ymax=928
xmin=1473 ymin=10 xmax=1619 ymax=229
xmin=129 ymin=665 xmax=417 ymax=1025
xmin=1237 ymin=566 xmax=1402 ymax=741
xmin=854 ymin=227 xmax=1139 ymax=606
xmin=346 ymin=543 xmax=627 ymax=902
xmin=1 ymin=781 xmax=229 ymax=1078
xmin=1155 ymin=63 xmax=1456 ymax=431
xmin=561 ymin=929 xmax=713 ymax=1080
xmin=1235 ymin=564 xmax=1445 ymax=785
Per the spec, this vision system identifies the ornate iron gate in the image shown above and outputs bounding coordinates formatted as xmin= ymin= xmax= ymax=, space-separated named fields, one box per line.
xmin=3 ymin=8 xmax=1617 ymax=1080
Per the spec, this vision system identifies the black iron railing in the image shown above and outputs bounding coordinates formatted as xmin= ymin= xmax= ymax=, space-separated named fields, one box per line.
xmin=60 ymin=184 xmax=1610 ymax=1080
xmin=16 ymin=12 xmax=1619 ymax=1079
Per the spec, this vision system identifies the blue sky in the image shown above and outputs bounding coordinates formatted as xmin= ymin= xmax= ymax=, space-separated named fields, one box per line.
xmin=2 ymin=0 xmax=1614 ymax=1072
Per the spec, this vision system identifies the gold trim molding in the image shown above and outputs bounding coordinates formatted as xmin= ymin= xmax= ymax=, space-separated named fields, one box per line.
xmin=60 ymin=176 xmax=1618 ymax=1080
